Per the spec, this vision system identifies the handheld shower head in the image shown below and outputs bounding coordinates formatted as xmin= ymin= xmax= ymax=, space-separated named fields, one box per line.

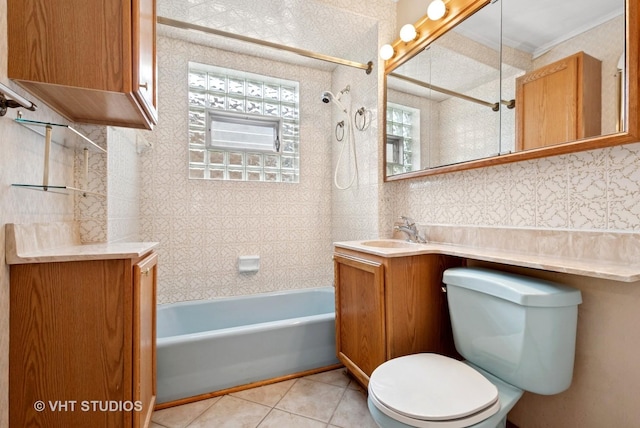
xmin=321 ymin=89 xmax=348 ymax=113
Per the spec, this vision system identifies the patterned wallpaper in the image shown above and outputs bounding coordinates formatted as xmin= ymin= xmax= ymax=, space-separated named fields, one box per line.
xmin=389 ymin=142 xmax=640 ymax=232
xmin=148 ymin=0 xmax=394 ymax=304
xmin=141 ymin=36 xmax=335 ymax=304
xmin=73 ymin=125 xmax=108 ymax=243
xmin=330 ymin=23 xmax=383 ymax=244
xmin=157 ymin=0 xmax=388 ymax=68
xmin=106 ymin=127 xmax=144 ymax=242
xmin=72 ymin=125 xmax=144 ymax=243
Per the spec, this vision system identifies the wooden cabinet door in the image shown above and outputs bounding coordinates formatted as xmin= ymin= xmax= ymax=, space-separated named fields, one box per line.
xmin=516 ymin=51 xmax=601 ymax=151
xmin=132 ymin=0 xmax=158 ymax=124
xmin=517 ymin=55 xmax=580 ymax=150
xmin=133 ymin=253 xmax=158 ymax=428
xmin=7 ymin=0 xmax=158 ymax=129
xmin=10 ymin=260 xmax=128 ymax=428
xmin=334 ymin=254 xmax=385 ymax=386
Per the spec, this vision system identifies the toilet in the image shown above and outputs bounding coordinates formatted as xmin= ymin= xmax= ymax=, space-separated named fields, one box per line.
xmin=367 ymin=267 xmax=582 ymax=428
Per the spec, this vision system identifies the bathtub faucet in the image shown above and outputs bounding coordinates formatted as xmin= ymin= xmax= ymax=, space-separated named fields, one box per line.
xmin=395 ymin=216 xmax=427 ymax=243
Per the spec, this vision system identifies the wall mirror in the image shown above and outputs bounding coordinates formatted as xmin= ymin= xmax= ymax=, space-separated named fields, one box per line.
xmin=384 ymin=0 xmax=638 ymax=180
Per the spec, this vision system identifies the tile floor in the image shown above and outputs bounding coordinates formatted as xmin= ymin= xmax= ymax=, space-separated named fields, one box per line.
xmin=151 ymin=368 xmax=379 ymax=428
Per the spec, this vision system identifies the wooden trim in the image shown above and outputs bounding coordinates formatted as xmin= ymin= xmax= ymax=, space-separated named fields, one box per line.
xmin=154 ymin=364 xmax=344 ymax=410
xmin=133 ymin=252 xmax=158 ymax=428
xmin=123 ymin=258 xmax=134 ymax=428
xmin=384 ymin=0 xmax=639 ymax=181
xmin=626 ymin=0 xmax=639 ymax=139
xmin=338 ymin=353 xmax=370 ymax=388
xmin=386 ymin=130 xmax=637 ymax=181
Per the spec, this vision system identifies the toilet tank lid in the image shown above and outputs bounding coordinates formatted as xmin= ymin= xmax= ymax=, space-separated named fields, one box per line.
xmin=443 ymin=267 xmax=582 ymax=307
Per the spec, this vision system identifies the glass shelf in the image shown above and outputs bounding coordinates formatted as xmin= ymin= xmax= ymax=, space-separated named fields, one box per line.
xmin=11 ymin=184 xmax=105 ymax=197
xmin=11 ymin=118 xmax=106 ymax=197
xmin=15 ymin=118 xmax=106 ymax=153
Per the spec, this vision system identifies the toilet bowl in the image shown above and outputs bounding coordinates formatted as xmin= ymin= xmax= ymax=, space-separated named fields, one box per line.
xmin=367 ymin=355 xmax=523 ymax=428
xmin=367 ymin=267 xmax=582 ymax=428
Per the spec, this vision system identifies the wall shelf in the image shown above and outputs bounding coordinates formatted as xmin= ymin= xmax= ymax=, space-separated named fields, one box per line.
xmin=10 ymin=184 xmax=105 ymax=197
xmin=11 ymin=117 xmax=106 ymax=197
xmin=14 ymin=118 xmax=106 ymax=153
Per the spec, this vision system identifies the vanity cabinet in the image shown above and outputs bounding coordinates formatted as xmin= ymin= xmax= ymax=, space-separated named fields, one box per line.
xmin=7 ymin=0 xmax=157 ymax=130
xmin=333 ymin=248 xmax=462 ymax=387
xmin=516 ymin=51 xmax=602 ymax=151
xmin=9 ymin=252 xmax=158 ymax=428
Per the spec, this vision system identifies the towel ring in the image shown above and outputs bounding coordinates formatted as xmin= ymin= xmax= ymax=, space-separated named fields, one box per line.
xmin=354 ymin=107 xmax=371 ymax=131
xmin=335 ymin=120 xmax=345 ymax=141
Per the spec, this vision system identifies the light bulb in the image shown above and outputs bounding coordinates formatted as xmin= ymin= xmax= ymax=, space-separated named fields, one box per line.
xmin=399 ymin=24 xmax=417 ymax=42
xmin=427 ymin=0 xmax=447 ymax=20
xmin=379 ymin=44 xmax=395 ymax=60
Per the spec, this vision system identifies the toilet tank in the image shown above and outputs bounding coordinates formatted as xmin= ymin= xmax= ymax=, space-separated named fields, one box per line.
xmin=442 ymin=267 xmax=582 ymax=395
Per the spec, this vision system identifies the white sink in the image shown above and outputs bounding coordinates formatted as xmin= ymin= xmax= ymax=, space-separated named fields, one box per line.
xmin=361 ymin=240 xmax=421 ymax=249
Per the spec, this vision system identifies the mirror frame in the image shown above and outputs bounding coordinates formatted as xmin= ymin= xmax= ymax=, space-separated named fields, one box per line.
xmin=383 ymin=0 xmax=639 ymax=181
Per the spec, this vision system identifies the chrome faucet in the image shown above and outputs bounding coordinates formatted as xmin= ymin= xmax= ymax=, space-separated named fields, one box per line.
xmin=394 ymin=216 xmax=427 ymax=243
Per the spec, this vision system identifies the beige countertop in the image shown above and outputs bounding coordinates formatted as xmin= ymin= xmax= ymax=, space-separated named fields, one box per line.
xmin=334 ymin=239 xmax=640 ymax=283
xmin=5 ymin=222 xmax=158 ymax=264
xmin=6 ymin=241 xmax=159 ymax=264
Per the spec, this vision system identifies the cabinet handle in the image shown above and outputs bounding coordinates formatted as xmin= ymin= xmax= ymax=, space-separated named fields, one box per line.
xmin=139 ymin=82 xmax=149 ymax=91
xmin=142 ymin=268 xmax=150 ymax=276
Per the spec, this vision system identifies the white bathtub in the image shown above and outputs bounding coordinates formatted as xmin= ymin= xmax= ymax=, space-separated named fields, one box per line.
xmin=156 ymin=286 xmax=339 ymax=404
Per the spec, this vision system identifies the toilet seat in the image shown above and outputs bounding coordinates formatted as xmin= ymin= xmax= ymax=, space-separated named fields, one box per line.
xmin=368 ymin=354 xmax=500 ymax=427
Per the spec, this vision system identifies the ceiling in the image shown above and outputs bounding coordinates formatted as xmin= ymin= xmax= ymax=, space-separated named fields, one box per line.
xmin=156 ymin=0 xmax=626 ymax=78
xmin=157 ymin=0 xmax=380 ymax=71
xmin=157 ymin=0 xmax=624 ymax=87
xmin=457 ymin=0 xmax=625 ymax=57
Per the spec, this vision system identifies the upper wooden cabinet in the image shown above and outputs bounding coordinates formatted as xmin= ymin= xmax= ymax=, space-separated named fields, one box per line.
xmin=516 ymin=51 xmax=602 ymax=151
xmin=7 ymin=0 xmax=158 ymax=130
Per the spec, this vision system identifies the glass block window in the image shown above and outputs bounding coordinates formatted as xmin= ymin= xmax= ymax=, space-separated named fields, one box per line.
xmin=386 ymin=103 xmax=420 ymax=175
xmin=188 ymin=62 xmax=300 ymax=182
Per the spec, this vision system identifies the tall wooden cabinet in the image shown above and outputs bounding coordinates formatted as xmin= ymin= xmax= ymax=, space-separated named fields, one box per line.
xmin=516 ymin=51 xmax=602 ymax=151
xmin=9 ymin=252 xmax=158 ymax=428
xmin=7 ymin=0 xmax=158 ymax=129
xmin=334 ymin=248 xmax=462 ymax=387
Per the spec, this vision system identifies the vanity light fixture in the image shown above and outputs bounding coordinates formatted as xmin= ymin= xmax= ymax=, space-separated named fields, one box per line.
xmin=427 ymin=0 xmax=447 ymax=21
xmin=379 ymin=43 xmax=396 ymax=60
xmin=381 ymin=0 xmax=449 ymax=63
xmin=399 ymin=24 xmax=419 ymax=42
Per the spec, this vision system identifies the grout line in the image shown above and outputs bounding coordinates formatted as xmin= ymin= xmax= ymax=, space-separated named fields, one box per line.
xmin=271 ymin=377 xmax=298 ymax=408
xmin=178 ymin=396 xmax=221 ymax=428
xmin=225 ymin=378 xmax=300 ymax=427
xmin=226 ymin=394 xmax=281 ymax=410
xmin=325 ymin=381 xmax=350 ymax=428
xmin=272 ymin=375 xmax=350 ymax=426
xmin=162 ymin=371 xmax=358 ymax=428
xmin=254 ymin=406 xmax=274 ymax=428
